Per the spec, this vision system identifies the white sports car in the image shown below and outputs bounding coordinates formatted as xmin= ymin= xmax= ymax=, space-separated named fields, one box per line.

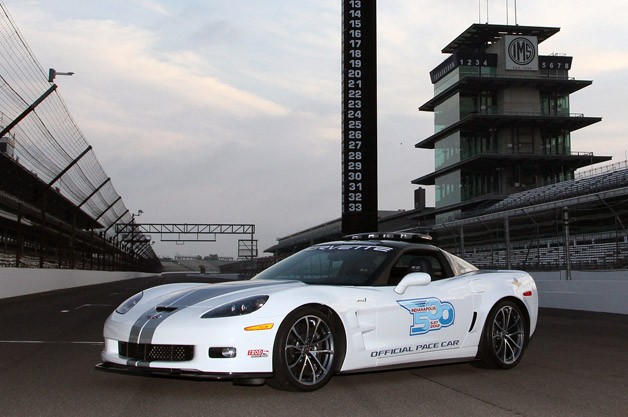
xmin=96 ymin=233 xmax=538 ymax=391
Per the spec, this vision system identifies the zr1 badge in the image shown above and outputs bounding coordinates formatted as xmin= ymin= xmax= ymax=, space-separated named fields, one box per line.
xmin=397 ymin=297 xmax=455 ymax=335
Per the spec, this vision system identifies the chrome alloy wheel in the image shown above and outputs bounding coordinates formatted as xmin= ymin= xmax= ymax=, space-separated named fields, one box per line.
xmin=284 ymin=315 xmax=335 ymax=386
xmin=491 ymin=305 xmax=525 ymax=365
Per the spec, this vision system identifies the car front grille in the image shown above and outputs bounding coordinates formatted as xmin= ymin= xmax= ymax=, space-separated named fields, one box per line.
xmin=119 ymin=341 xmax=194 ymax=362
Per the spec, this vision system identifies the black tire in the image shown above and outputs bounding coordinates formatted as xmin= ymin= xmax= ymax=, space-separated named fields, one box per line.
xmin=267 ymin=307 xmax=339 ymax=391
xmin=477 ymin=300 xmax=528 ymax=369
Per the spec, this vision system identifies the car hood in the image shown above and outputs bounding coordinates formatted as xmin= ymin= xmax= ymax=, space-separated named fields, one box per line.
xmin=142 ymin=279 xmax=303 ymax=309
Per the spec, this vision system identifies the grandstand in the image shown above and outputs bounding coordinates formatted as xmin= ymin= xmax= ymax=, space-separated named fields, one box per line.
xmin=459 ymin=233 xmax=627 ymax=271
xmin=0 ymin=3 xmax=159 ymax=273
xmin=431 ymin=161 xmax=628 ymax=271
xmin=159 ymin=256 xmax=235 ymax=273
xmin=484 ymin=161 xmax=628 ymax=214
xmin=264 ymin=161 xmax=628 ymax=275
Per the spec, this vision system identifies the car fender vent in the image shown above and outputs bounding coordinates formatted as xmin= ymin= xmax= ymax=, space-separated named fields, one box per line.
xmin=469 ymin=312 xmax=478 ymax=332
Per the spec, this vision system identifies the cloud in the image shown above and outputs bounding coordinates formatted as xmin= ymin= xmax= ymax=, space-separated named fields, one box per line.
xmin=47 ymin=18 xmax=287 ymax=117
xmin=5 ymin=0 xmax=628 ymax=257
xmin=132 ymin=0 xmax=172 ymax=17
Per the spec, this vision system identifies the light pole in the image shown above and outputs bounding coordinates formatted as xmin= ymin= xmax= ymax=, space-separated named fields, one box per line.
xmin=0 ymin=68 xmax=74 ymax=138
xmin=131 ymin=210 xmax=143 ymax=261
xmin=48 ymin=68 xmax=74 ymax=83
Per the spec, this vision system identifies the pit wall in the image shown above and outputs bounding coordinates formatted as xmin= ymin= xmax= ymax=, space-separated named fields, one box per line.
xmin=532 ymin=270 xmax=628 ymax=315
xmin=0 ymin=267 xmax=153 ymax=299
xmin=0 ymin=268 xmax=626 ymax=315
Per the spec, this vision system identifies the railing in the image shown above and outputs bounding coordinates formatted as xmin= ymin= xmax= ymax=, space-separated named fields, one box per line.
xmin=496 ymin=111 xmax=585 ymax=118
xmin=575 ymin=160 xmax=628 ymax=180
xmin=475 ymin=73 xmax=576 ymax=81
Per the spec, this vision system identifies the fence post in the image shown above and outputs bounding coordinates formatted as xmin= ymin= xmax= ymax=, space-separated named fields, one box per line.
xmin=563 ymin=207 xmax=571 ymax=280
xmin=459 ymin=226 xmax=465 ymax=259
xmin=504 ymin=217 xmax=511 ymax=269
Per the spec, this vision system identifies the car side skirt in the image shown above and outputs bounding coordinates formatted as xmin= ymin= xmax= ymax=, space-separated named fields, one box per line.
xmin=339 ymin=356 xmax=477 ymax=375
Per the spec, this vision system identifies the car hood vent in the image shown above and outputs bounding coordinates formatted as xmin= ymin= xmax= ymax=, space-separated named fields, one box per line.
xmin=155 ymin=306 xmax=178 ymax=313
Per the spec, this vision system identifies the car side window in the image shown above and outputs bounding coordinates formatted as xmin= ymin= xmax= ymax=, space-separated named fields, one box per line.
xmin=387 ymin=253 xmax=446 ymax=286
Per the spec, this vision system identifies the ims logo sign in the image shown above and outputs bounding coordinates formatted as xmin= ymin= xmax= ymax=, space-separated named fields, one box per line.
xmin=505 ymin=35 xmax=538 ymax=71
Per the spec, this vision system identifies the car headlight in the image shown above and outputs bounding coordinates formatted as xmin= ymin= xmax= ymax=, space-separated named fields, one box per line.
xmin=115 ymin=292 xmax=144 ymax=314
xmin=201 ymin=295 xmax=269 ymax=318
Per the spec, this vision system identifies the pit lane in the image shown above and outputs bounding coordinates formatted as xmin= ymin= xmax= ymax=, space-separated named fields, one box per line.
xmin=0 ymin=274 xmax=626 ymax=417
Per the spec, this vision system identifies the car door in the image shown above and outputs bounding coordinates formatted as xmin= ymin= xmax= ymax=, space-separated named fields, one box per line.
xmin=372 ymin=252 xmax=475 ymax=366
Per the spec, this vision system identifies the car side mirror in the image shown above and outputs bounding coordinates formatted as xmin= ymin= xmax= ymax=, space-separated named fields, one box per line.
xmin=394 ymin=272 xmax=431 ymax=294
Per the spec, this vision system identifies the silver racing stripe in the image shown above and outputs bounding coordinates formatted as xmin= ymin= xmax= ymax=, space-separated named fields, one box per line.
xmin=127 ymin=282 xmax=284 ymax=347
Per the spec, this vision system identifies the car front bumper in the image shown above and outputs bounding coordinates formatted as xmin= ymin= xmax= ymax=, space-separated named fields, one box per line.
xmin=94 ymin=361 xmax=273 ymax=381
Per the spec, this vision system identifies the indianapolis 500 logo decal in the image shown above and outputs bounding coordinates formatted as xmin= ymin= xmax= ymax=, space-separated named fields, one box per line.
xmin=397 ymin=297 xmax=455 ymax=335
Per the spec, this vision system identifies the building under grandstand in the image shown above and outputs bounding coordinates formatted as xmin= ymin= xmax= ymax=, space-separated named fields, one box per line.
xmin=266 ymin=23 xmax=627 ymax=275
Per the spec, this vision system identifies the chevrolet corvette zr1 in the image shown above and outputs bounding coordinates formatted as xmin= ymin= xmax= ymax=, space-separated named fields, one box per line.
xmin=96 ymin=233 xmax=538 ymax=391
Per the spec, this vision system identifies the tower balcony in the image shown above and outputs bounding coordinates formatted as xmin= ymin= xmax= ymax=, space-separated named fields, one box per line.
xmin=420 ymin=75 xmax=592 ymax=112
xmin=411 ymin=152 xmax=611 ymax=186
xmin=416 ymin=112 xmax=602 ymax=150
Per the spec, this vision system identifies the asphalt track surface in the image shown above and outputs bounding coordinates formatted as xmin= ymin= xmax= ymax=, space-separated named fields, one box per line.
xmin=0 ymin=273 xmax=626 ymax=417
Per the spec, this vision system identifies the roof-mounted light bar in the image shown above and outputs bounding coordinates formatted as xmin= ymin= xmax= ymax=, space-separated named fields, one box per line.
xmin=343 ymin=232 xmax=433 ymax=242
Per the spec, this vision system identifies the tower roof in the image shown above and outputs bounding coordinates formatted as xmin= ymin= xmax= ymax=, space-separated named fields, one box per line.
xmin=442 ymin=24 xmax=560 ymax=53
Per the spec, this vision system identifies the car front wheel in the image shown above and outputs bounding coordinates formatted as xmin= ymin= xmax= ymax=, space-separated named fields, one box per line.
xmin=268 ymin=307 xmax=338 ymax=391
xmin=477 ymin=300 xmax=528 ymax=369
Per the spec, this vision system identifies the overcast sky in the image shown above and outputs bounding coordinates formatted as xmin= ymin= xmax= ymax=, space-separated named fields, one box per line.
xmin=5 ymin=0 xmax=628 ymax=258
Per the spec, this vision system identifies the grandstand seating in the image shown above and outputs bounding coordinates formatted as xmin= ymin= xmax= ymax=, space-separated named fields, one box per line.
xmin=436 ymin=162 xmax=628 ymax=271
xmin=464 ymin=235 xmax=628 ymax=270
xmin=485 ymin=165 xmax=628 ymax=213
xmin=158 ymin=261 xmax=189 ymax=272
xmin=159 ymin=258 xmax=232 ymax=273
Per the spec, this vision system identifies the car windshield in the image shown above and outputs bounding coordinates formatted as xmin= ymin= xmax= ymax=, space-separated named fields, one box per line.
xmin=253 ymin=244 xmax=395 ymax=285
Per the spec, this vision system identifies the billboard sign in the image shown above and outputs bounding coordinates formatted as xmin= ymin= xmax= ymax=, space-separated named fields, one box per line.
xmin=342 ymin=0 xmax=378 ymax=234
xmin=505 ymin=35 xmax=538 ymax=71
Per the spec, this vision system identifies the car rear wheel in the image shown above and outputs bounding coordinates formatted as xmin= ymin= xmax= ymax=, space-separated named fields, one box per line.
xmin=268 ymin=307 xmax=338 ymax=391
xmin=477 ymin=300 xmax=528 ymax=369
